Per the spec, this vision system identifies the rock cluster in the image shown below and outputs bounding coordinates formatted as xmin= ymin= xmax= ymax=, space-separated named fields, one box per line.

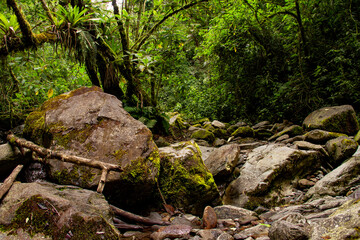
xmin=1 ymin=87 xmax=360 ymax=240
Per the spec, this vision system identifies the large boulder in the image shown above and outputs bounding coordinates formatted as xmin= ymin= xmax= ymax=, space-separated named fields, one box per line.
xmin=223 ymin=144 xmax=323 ymax=209
xmin=305 ymin=156 xmax=360 ymax=200
xmin=158 ymin=141 xmax=220 ymax=215
xmin=0 ymin=182 xmax=119 ymax=239
xmin=23 ymin=87 xmax=160 ymax=212
xmin=303 ymin=105 xmax=359 ymax=135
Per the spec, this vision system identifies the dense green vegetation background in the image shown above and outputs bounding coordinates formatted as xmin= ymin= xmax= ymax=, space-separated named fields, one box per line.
xmin=1 ymin=0 xmax=360 ymax=129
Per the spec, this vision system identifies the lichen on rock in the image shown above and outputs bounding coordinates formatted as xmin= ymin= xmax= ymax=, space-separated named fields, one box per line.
xmin=158 ymin=141 xmax=221 ymax=215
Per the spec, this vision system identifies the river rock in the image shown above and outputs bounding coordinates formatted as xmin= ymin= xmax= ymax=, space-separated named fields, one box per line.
xmin=268 ymin=125 xmax=303 ymax=141
xmin=305 ymin=156 xmax=360 ymax=200
xmin=191 ymin=129 xmax=216 ymax=143
xmin=304 ymin=129 xmax=346 ymax=144
xmin=309 ymin=198 xmax=360 ymax=239
xmin=214 ymin=205 xmax=258 ymax=223
xmin=212 ymin=120 xmax=226 ymax=129
xmin=268 ymin=220 xmax=308 ymax=240
xmin=158 ymin=141 xmax=220 ymax=215
xmin=0 ymin=182 xmax=119 ymax=239
xmin=204 ymin=144 xmax=241 ymax=179
xmin=325 ymin=136 xmax=358 ymax=167
xmin=231 ymin=126 xmax=254 ymax=138
xmin=22 ymin=86 xmax=160 ymax=211
xmin=202 ymin=206 xmax=217 ymax=229
xmin=303 ymin=105 xmax=359 ymax=135
xmin=223 ymin=144 xmax=323 ymax=209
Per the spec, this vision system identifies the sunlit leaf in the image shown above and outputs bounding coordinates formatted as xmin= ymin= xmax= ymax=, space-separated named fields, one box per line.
xmin=47 ymin=88 xmax=54 ymax=98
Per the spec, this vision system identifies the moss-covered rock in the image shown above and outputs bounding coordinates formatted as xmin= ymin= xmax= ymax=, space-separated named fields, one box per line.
xmin=169 ymin=114 xmax=189 ymax=138
xmin=212 ymin=128 xmax=228 ymax=139
xmin=268 ymin=125 xmax=304 ymax=141
xmin=0 ymin=182 xmax=119 ymax=239
xmin=325 ymin=136 xmax=358 ymax=167
xmin=191 ymin=129 xmax=216 ymax=143
xmin=158 ymin=141 xmax=221 ymax=215
xmin=23 ymin=87 xmax=160 ymax=212
xmin=303 ymin=105 xmax=359 ymax=135
xmin=304 ymin=129 xmax=347 ymax=144
xmin=231 ymin=126 xmax=254 ymax=138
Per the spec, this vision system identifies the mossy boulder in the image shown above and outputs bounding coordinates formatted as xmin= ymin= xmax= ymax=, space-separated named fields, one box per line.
xmin=268 ymin=125 xmax=304 ymax=141
xmin=191 ymin=129 xmax=216 ymax=143
xmin=169 ymin=114 xmax=189 ymax=138
xmin=325 ymin=136 xmax=358 ymax=167
xmin=303 ymin=105 xmax=359 ymax=135
xmin=212 ymin=128 xmax=228 ymax=139
xmin=0 ymin=182 xmax=119 ymax=239
xmin=23 ymin=87 xmax=160 ymax=212
xmin=304 ymin=129 xmax=347 ymax=144
xmin=158 ymin=141 xmax=221 ymax=215
xmin=231 ymin=126 xmax=254 ymax=138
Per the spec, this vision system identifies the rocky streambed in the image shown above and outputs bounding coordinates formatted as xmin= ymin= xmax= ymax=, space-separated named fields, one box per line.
xmin=1 ymin=86 xmax=360 ymax=239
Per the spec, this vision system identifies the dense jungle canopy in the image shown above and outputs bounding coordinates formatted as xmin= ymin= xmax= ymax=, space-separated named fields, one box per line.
xmin=1 ymin=0 xmax=360 ymax=130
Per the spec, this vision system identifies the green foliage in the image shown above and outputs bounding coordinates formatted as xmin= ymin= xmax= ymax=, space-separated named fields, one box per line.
xmin=124 ymin=106 xmax=169 ymax=134
xmin=0 ymin=44 xmax=91 ymax=128
xmin=0 ymin=13 xmax=19 ymax=36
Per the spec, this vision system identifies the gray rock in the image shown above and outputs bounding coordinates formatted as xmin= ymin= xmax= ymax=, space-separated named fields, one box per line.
xmin=305 ymin=156 xmax=360 ymax=200
xmin=0 ymin=182 xmax=119 ymax=239
xmin=233 ymin=224 xmax=269 ymax=239
xmin=204 ymin=144 xmax=241 ymax=179
xmin=197 ymin=229 xmax=223 ymax=240
xmin=212 ymin=120 xmax=226 ymax=129
xmin=293 ymin=141 xmax=329 ymax=156
xmin=268 ymin=220 xmax=308 ymax=240
xmin=252 ymin=121 xmax=271 ymax=130
xmin=214 ymin=205 xmax=258 ymax=223
xmin=325 ymin=136 xmax=358 ymax=166
xmin=224 ymin=144 xmax=323 ymax=209
xmin=214 ymin=138 xmax=227 ymax=147
xmin=217 ymin=232 xmax=234 ymax=240
xmin=303 ymin=105 xmax=359 ymax=135
xmin=309 ymin=198 xmax=360 ymax=239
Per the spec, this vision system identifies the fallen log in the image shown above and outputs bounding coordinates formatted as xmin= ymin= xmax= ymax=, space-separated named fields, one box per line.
xmin=6 ymin=133 xmax=122 ymax=193
xmin=110 ymin=204 xmax=170 ymax=226
xmin=0 ymin=164 xmax=23 ymax=200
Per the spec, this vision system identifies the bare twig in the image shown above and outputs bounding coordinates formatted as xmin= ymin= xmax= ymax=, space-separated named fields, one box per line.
xmin=0 ymin=164 xmax=23 ymax=200
xmin=110 ymin=204 xmax=169 ymax=226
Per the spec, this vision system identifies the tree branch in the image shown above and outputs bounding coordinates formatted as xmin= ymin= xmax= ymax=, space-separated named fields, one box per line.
xmin=6 ymin=0 xmax=37 ymax=46
xmin=133 ymin=0 xmax=209 ymax=51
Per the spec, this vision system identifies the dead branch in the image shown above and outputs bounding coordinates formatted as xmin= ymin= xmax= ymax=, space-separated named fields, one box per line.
xmin=113 ymin=217 xmax=144 ymax=230
xmin=0 ymin=164 xmax=23 ymax=200
xmin=6 ymin=133 xmax=122 ymax=193
xmin=110 ymin=204 xmax=169 ymax=226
